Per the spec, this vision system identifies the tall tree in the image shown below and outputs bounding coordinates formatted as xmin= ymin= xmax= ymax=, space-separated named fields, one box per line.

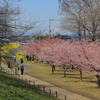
xmin=59 ymin=0 xmax=100 ymax=41
xmin=0 ymin=0 xmax=38 ymax=67
xmin=0 ymin=0 xmax=38 ymax=41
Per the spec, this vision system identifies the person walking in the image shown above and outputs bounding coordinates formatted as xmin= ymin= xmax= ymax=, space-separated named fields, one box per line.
xmin=26 ymin=55 xmax=29 ymax=61
xmin=20 ymin=64 xmax=24 ymax=75
xmin=7 ymin=61 xmax=10 ymax=68
xmin=20 ymin=58 xmax=23 ymax=64
xmin=13 ymin=56 xmax=16 ymax=62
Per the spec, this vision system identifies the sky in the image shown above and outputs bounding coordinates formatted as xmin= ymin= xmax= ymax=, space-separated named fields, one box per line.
xmin=15 ymin=0 xmax=65 ymax=35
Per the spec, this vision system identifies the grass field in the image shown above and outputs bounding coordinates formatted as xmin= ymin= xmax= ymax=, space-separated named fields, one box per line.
xmin=0 ymin=71 xmax=57 ymax=100
xmin=25 ymin=61 xmax=100 ymax=100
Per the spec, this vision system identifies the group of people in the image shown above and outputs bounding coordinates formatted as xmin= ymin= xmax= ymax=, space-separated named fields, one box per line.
xmin=7 ymin=58 xmax=24 ymax=75
xmin=26 ymin=55 xmax=34 ymax=62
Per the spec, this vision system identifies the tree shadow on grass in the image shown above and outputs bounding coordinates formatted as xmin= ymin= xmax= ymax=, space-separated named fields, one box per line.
xmin=50 ymin=73 xmax=63 ymax=75
xmin=88 ymin=80 xmax=97 ymax=83
xmin=67 ymin=70 xmax=77 ymax=72
xmin=67 ymin=73 xmax=79 ymax=75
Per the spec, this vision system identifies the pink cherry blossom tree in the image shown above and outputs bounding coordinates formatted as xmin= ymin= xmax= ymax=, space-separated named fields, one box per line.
xmin=35 ymin=39 xmax=74 ymax=77
xmin=36 ymin=38 xmax=64 ymax=73
xmin=70 ymin=40 xmax=100 ymax=83
xmin=21 ymin=38 xmax=100 ymax=86
xmin=21 ymin=41 xmax=41 ymax=61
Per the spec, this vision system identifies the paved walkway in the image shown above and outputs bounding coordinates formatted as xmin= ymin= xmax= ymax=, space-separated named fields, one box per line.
xmin=1 ymin=62 xmax=91 ymax=100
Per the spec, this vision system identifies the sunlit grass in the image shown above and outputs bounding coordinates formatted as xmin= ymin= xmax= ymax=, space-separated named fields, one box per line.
xmin=0 ymin=71 xmax=57 ymax=100
xmin=25 ymin=60 xmax=100 ymax=100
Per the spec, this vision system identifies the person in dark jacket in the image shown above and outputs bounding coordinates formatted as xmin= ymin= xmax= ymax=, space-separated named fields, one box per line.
xmin=26 ymin=55 xmax=29 ymax=61
xmin=13 ymin=56 xmax=16 ymax=62
xmin=7 ymin=61 xmax=10 ymax=68
xmin=20 ymin=64 xmax=24 ymax=75
xmin=20 ymin=58 xmax=23 ymax=64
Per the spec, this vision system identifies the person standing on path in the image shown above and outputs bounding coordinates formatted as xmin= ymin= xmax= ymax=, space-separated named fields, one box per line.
xmin=26 ymin=55 xmax=29 ymax=61
xmin=7 ymin=61 xmax=10 ymax=68
xmin=13 ymin=56 xmax=16 ymax=62
xmin=20 ymin=58 xmax=23 ymax=64
xmin=20 ymin=64 xmax=24 ymax=75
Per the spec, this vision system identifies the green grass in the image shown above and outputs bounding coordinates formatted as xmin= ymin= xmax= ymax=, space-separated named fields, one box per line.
xmin=0 ymin=71 xmax=57 ymax=100
xmin=25 ymin=61 xmax=100 ymax=100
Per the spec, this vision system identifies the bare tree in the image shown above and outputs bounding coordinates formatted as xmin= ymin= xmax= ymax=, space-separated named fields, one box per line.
xmin=0 ymin=0 xmax=38 ymax=41
xmin=81 ymin=0 xmax=100 ymax=41
xmin=31 ymin=30 xmax=45 ymax=40
xmin=0 ymin=0 xmax=38 ymax=67
xmin=59 ymin=0 xmax=100 ymax=41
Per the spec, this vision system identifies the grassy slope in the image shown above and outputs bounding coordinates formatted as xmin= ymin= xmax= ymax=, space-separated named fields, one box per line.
xmin=0 ymin=71 xmax=57 ymax=100
xmin=25 ymin=61 xmax=100 ymax=100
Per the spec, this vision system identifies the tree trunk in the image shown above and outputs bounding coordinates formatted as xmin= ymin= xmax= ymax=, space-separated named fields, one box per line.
xmin=52 ymin=65 xmax=55 ymax=74
xmin=72 ymin=65 xmax=74 ymax=70
xmin=96 ymin=75 xmax=100 ymax=87
xmin=32 ymin=55 xmax=35 ymax=61
xmin=80 ymin=69 xmax=82 ymax=81
xmin=64 ymin=70 xmax=66 ymax=77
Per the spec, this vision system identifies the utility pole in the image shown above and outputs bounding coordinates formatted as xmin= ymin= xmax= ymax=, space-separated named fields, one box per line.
xmin=49 ymin=19 xmax=55 ymax=34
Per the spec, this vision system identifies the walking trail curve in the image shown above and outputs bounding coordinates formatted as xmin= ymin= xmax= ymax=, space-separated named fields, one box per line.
xmin=1 ymin=62 xmax=91 ymax=100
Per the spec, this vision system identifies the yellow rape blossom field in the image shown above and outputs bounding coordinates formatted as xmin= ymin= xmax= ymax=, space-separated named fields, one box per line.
xmin=1 ymin=43 xmax=19 ymax=56
xmin=16 ymin=51 xmax=25 ymax=60
xmin=1 ymin=43 xmax=19 ymax=62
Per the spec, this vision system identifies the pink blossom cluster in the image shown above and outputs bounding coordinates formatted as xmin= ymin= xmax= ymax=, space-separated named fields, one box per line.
xmin=21 ymin=39 xmax=100 ymax=75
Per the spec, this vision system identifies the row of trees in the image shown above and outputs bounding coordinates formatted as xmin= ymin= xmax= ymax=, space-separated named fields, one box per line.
xmin=32 ymin=32 xmax=60 ymax=40
xmin=58 ymin=0 xmax=100 ymax=42
xmin=21 ymin=38 xmax=100 ymax=86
